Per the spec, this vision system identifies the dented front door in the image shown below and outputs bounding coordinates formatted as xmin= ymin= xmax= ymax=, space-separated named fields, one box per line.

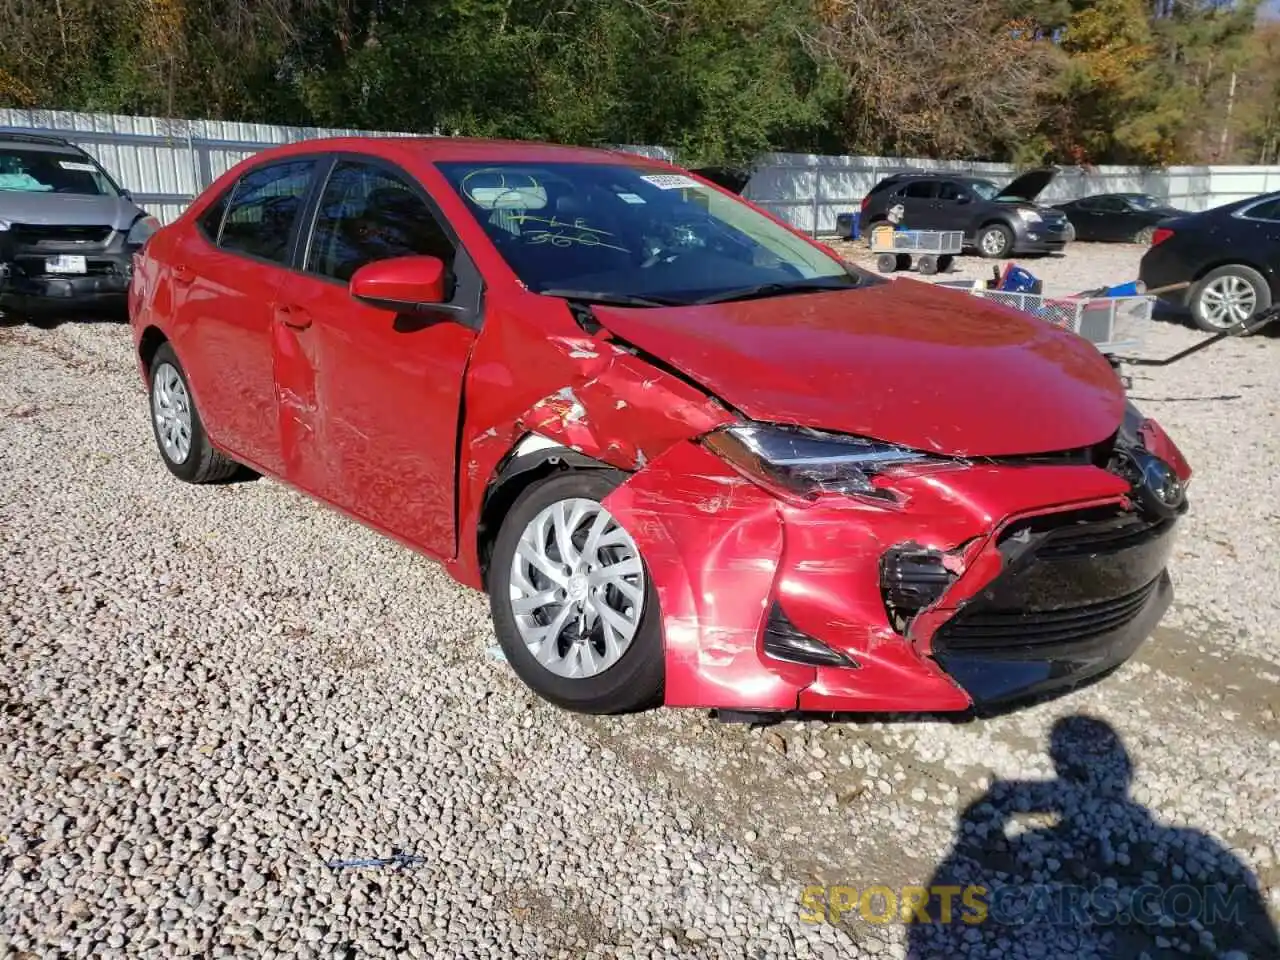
xmin=269 ymin=156 xmax=476 ymax=558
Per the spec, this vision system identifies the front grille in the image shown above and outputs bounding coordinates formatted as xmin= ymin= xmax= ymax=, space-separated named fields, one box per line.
xmin=12 ymin=256 xmax=125 ymax=277
xmin=937 ymin=577 xmax=1159 ymax=652
xmin=999 ymin=505 xmax=1169 ymax=559
xmin=9 ymin=224 xmax=113 ymax=248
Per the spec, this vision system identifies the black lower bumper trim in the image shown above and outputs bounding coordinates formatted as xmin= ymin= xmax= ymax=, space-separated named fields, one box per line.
xmin=934 ymin=570 xmax=1171 ymax=706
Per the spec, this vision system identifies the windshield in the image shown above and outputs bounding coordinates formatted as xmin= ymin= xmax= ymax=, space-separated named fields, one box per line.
xmin=436 ymin=161 xmax=853 ymax=303
xmin=969 ymin=180 xmax=1001 ymax=200
xmin=0 ymin=148 xmax=118 ymax=196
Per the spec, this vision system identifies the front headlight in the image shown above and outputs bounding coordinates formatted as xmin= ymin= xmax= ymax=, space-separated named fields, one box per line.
xmin=126 ymin=215 xmax=160 ymax=245
xmin=702 ymin=423 xmax=942 ymax=503
xmin=1014 ymin=208 xmax=1042 ymax=224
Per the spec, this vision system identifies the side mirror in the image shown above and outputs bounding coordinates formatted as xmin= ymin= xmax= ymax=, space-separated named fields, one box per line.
xmin=956 ymin=195 xmax=972 ymax=205
xmin=121 ymin=189 xmax=134 ymax=201
xmin=349 ymin=255 xmax=448 ymax=311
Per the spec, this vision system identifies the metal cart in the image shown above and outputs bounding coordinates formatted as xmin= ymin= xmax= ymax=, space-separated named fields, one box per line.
xmin=868 ymin=225 xmax=963 ymax=276
xmin=936 ymin=278 xmax=1280 ymax=385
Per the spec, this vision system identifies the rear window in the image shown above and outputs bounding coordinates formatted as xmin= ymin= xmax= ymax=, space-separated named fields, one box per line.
xmin=0 ymin=147 xmax=118 ymax=196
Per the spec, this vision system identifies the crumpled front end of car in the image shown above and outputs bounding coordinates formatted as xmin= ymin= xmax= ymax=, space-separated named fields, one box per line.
xmin=601 ymin=413 xmax=1190 ymax=715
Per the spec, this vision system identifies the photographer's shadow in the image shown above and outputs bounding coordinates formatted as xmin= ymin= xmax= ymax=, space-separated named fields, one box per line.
xmin=908 ymin=715 xmax=1278 ymax=959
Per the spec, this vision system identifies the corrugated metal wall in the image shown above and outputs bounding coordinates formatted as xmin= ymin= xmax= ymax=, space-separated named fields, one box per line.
xmin=4 ymin=107 xmax=1280 ymax=234
xmin=0 ymin=108 xmax=417 ymax=223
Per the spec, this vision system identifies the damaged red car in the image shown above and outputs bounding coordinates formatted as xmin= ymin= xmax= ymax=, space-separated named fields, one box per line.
xmin=127 ymin=137 xmax=1192 ymax=717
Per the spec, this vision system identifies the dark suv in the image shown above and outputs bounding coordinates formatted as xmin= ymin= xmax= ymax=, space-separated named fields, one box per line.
xmin=1 ymin=133 xmax=158 ymax=318
xmin=860 ymin=169 xmax=1071 ymax=258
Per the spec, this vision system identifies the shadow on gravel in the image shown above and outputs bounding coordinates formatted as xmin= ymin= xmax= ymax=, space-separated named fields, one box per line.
xmin=908 ymin=715 xmax=1279 ymax=959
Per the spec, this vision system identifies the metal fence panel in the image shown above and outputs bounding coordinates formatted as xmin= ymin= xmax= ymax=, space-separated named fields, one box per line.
xmin=4 ymin=108 xmax=1280 ymax=233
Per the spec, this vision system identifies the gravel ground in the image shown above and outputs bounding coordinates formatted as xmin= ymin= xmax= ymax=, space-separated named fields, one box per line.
xmin=2 ymin=242 xmax=1278 ymax=959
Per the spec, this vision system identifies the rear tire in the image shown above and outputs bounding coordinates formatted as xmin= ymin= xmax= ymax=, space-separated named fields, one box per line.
xmin=1189 ymin=265 xmax=1272 ymax=334
xmin=487 ymin=471 xmax=664 ymax=714
xmin=977 ymin=223 xmax=1014 ymax=259
xmin=917 ymin=254 xmax=938 ymax=275
xmin=148 ymin=342 xmax=240 ymax=484
xmin=1133 ymin=225 xmax=1156 ymax=245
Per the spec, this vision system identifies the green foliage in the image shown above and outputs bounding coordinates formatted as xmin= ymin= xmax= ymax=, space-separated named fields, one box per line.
xmin=0 ymin=0 xmax=1275 ymax=165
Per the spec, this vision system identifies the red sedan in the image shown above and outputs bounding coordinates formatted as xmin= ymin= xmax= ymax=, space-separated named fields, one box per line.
xmin=127 ymin=137 xmax=1192 ymax=717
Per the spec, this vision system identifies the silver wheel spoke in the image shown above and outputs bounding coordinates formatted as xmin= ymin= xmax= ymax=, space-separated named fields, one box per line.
xmin=508 ymin=497 xmax=644 ymax=680
xmin=151 ymin=363 xmax=193 ymax=464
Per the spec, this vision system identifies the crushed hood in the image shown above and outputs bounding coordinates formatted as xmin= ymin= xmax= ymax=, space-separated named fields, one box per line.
xmin=0 ymin=191 xmax=144 ymax=231
xmin=995 ymin=168 xmax=1057 ymax=204
xmin=593 ymin=279 xmax=1125 ymax=458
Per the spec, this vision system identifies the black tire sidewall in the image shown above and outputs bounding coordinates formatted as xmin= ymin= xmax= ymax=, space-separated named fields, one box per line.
xmin=1190 ymin=265 xmax=1272 ymax=334
xmin=487 ymin=470 xmax=664 ymax=715
xmin=148 ymin=342 xmax=211 ymax=482
xmin=979 ymin=224 xmax=1013 ymax=258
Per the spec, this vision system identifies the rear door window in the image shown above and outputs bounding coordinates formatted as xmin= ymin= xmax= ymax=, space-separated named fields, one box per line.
xmin=1242 ymin=197 xmax=1280 ymax=222
xmin=902 ymin=181 xmax=938 ymax=199
xmin=218 ymin=159 xmax=316 ymax=264
xmin=937 ymin=181 xmax=966 ymax=201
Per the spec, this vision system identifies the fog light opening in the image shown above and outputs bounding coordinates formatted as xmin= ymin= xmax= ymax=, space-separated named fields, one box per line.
xmin=880 ymin=544 xmax=958 ymax=634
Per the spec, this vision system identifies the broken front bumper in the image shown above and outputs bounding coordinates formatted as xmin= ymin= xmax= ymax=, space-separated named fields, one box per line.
xmin=0 ymin=230 xmax=134 ymax=314
xmin=602 ymin=441 xmax=1178 ymax=714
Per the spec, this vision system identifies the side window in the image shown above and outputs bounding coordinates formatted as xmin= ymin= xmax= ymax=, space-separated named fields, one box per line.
xmin=219 ymin=159 xmax=315 ymax=263
xmin=1242 ymin=197 xmax=1280 ymax=222
xmin=902 ymin=181 xmax=937 ymax=200
xmin=1074 ymin=197 xmax=1100 ymax=211
xmin=306 ymin=160 xmax=456 ymax=283
xmin=937 ymin=181 xmax=965 ymax=201
xmin=197 ymin=189 xmax=231 ymax=243
xmin=1095 ymin=197 xmax=1127 ymax=213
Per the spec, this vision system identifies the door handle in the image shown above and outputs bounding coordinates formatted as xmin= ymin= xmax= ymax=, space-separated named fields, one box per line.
xmin=172 ymin=264 xmax=194 ymax=285
xmin=275 ymin=303 xmax=313 ymax=330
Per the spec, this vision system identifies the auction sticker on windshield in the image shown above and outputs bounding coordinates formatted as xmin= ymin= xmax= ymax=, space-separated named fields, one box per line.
xmin=640 ymin=174 xmax=701 ymax=190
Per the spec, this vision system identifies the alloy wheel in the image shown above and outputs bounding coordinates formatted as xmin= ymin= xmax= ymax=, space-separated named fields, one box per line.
xmin=508 ymin=497 xmax=644 ymax=679
xmin=1198 ymin=275 xmax=1258 ymax=330
xmin=151 ymin=362 xmax=193 ymax=464
xmin=980 ymin=229 xmax=1008 ymax=257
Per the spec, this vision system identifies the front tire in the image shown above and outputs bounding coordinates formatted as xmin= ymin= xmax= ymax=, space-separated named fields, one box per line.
xmin=977 ymin=223 xmax=1014 ymax=259
xmin=487 ymin=471 xmax=664 ymax=714
xmin=1189 ymin=265 xmax=1272 ymax=333
xmin=148 ymin=342 xmax=240 ymax=483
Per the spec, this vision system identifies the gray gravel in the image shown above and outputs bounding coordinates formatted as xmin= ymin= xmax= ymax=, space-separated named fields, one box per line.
xmin=2 ymin=242 xmax=1278 ymax=958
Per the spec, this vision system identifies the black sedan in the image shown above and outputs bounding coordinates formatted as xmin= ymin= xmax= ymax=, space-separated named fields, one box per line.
xmin=1138 ymin=192 xmax=1280 ymax=333
xmin=1053 ymin=193 xmax=1186 ymax=244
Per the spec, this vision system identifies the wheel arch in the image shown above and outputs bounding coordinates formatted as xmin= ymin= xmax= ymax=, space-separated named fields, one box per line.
xmin=1190 ymin=258 xmax=1276 ymax=287
xmin=475 ymin=434 xmax=624 ymax=590
xmin=138 ymin=325 xmax=169 ymax=381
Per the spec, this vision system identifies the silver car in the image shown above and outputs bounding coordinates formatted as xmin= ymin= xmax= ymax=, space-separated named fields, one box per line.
xmin=1 ymin=132 xmax=158 ymax=318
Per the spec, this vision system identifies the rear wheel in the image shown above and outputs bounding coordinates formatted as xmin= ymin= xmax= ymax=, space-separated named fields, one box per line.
xmin=917 ymin=254 xmax=938 ymax=275
xmin=487 ymin=471 xmax=664 ymax=714
xmin=875 ymin=253 xmax=897 ymax=273
xmin=1133 ymin=225 xmax=1156 ymax=245
xmin=148 ymin=342 xmax=240 ymax=483
xmin=1189 ymin=265 xmax=1272 ymax=333
xmin=977 ymin=223 xmax=1014 ymax=259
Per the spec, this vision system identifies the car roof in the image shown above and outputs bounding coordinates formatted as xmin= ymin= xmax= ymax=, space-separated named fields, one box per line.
xmin=238 ymin=135 xmax=673 ymax=168
xmin=0 ymin=132 xmax=84 ymax=155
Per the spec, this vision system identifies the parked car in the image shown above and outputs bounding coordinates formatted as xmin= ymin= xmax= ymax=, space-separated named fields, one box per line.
xmin=0 ymin=133 xmax=159 ymax=319
xmin=860 ymin=169 xmax=1072 ymax=258
xmin=1138 ymin=192 xmax=1280 ymax=333
xmin=128 ymin=137 xmax=1192 ymax=717
xmin=1052 ymin=193 xmax=1186 ymax=244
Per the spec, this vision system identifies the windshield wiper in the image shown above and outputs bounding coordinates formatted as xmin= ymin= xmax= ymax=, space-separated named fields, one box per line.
xmin=537 ymin=288 xmax=685 ymax=308
xmin=693 ymin=278 xmax=858 ymax=305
